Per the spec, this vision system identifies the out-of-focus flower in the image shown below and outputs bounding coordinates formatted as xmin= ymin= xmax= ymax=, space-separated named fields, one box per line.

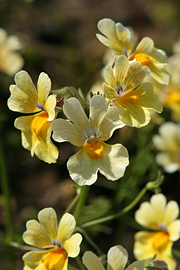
xmin=97 ymin=18 xmax=169 ymax=85
xmin=153 ymin=122 xmax=180 ymax=173
xmin=0 ymin=28 xmax=24 ymax=75
xmin=83 ymin=245 xmax=144 ymax=270
xmin=51 ymin=95 xmax=129 ymax=186
xmin=145 ymin=259 xmax=168 ymax=270
xmin=23 ymin=208 xmax=82 ymax=270
xmin=134 ymin=193 xmax=180 ymax=270
xmin=103 ymin=55 xmax=163 ymax=127
xmin=7 ymin=70 xmax=59 ymax=163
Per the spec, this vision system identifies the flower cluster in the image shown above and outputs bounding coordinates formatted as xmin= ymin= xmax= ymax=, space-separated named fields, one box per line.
xmin=7 ymin=17 xmax=180 ymax=270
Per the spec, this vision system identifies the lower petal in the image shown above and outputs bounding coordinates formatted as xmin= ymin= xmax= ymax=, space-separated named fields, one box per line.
xmin=98 ymin=143 xmax=129 ymax=181
xmin=67 ymin=149 xmax=98 ymax=186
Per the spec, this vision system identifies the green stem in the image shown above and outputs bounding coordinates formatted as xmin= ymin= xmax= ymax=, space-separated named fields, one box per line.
xmin=64 ymin=192 xmax=81 ymax=214
xmin=75 ymin=256 xmax=86 ymax=270
xmin=76 ymin=227 xmax=103 ymax=256
xmin=0 ymin=136 xmax=13 ymax=241
xmin=73 ymin=186 xmax=90 ymax=224
xmin=81 ymin=184 xmax=148 ymax=228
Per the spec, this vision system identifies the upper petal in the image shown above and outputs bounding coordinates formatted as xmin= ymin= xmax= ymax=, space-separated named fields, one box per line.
xmin=82 ymin=251 xmax=105 ymax=270
xmin=114 ymin=55 xmax=129 ymax=85
xmin=38 ymin=208 xmax=58 ymax=242
xmin=57 ymin=213 xmax=76 ymax=243
xmin=23 ymin=219 xmax=52 ymax=248
xmin=89 ymin=95 xmax=108 ymax=129
xmin=51 ymin=118 xmax=83 ymax=147
xmin=150 ymin=194 xmax=167 ymax=223
xmin=8 ymin=73 xmax=38 ymax=114
xmin=107 ymin=245 xmax=128 ymax=270
xmin=45 ymin=94 xmax=56 ymax=121
xmin=163 ymin=201 xmax=180 ymax=224
xmin=99 ymin=105 xmax=125 ymax=141
xmin=64 ymin=233 xmax=82 ymax=257
xmin=37 ymin=72 xmax=52 ymax=106
xmin=63 ymin=97 xmax=88 ymax=131
xmin=123 ymin=61 xmax=147 ymax=91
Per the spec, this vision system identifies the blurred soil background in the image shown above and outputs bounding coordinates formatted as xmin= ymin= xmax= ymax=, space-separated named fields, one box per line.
xmin=0 ymin=0 xmax=180 ymax=269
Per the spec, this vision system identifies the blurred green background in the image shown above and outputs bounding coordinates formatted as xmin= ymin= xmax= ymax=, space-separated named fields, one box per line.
xmin=0 ymin=0 xmax=180 ymax=269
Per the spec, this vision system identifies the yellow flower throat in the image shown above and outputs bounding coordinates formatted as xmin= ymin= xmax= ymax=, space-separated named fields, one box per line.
xmin=43 ymin=247 xmax=68 ymax=270
xmin=31 ymin=111 xmax=49 ymax=135
xmin=130 ymin=53 xmax=150 ymax=66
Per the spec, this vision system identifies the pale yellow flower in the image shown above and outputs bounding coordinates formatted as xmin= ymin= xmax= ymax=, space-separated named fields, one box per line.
xmin=153 ymin=122 xmax=180 ymax=173
xmin=83 ymin=245 xmax=144 ymax=270
xmin=7 ymin=70 xmax=59 ymax=163
xmin=51 ymin=95 xmax=129 ymax=186
xmin=97 ymin=18 xmax=169 ymax=85
xmin=134 ymin=193 xmax=180 ymax=270
xmin=0 ymin=28 xmax=24 ymax=75
xmin=23 ymin=208 xmax=82 ymax=270
xmin=103 ymin=55 xmax=163 ymax=127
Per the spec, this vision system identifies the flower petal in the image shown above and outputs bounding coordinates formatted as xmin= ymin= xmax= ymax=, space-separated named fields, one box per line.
xmin=82 ymin=251 xmax=105 ymax=270
xmin=51 ymin=118 xmax=83 ymax=147
xmin=104 ymin=65 xmax=116 ymax=88
xmin=107 ymin=245 xmax=128 ymax=270
xmin=45 ymin=94 xmax=56 ymax=121
xmin=150 ymin=194 xmax=167 ymax=222
xmin=115 ymin=83 xmax=162 ymax=127
xmin=114 ymin=56 xmax=129 ymax=85
xmin=98 ymin=143 xmax=129 ymax=181
xmin=37 ymin=72 xmax=51 ymax=106
xmin=100 ymin=106 xmax=125 ymax=141
xmin=89 ymin=95 xmax=108 ymax=129
xmin=23 ymin=251 xmax=47 ymax=270
xmin=126 ymin=261 xmax=144 ymax=270
xmin=163 ymin=201 xmax=179 ymax=224
xmin=63 ymin=97 xmax=88 ymax=131
xmin=8 ymin=83 xmax=38 ymax=114
xmin=31 ymin=120 xmax=58 ymax=164
xmin=103 ymin=83 xmax=116 ymax=100
xmin=38 ymin=208 xmax=58 ymax=241
xmin=134 ymin=231 xmax=176 ymax=270
xmin=123 ymin=61 xmax=147 ymax=91
xmin=57 ymin=213 xmax=76 ymax=243
xmin=11 ymin=70 xmax=38 ymax=112
xmin=135 ymin=202 xmax=157 ymax=230
xmin=133 ymin=37 xmax=154 ymax=55
xmin=23 ymin=220 xmax=51 ymax=248
xmin=64 ymin=233 xmax=82 ymax=257
xmin=97 ymin=19 xmax=119 ymax=45
xmin=67 ymin=149 xmax=98 ymax=186
xmin=168 ymin=219 xmax=180 ymax=241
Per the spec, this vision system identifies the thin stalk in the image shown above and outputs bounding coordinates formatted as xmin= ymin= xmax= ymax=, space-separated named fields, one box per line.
xmin=75 ymin=256 xmax=86 ymax=270
xmin=64 ymin=192 xmax=81 ymax=214
xmin=77 ymin=226 xmax=103 ymax=256
xmin=73 ymin=186 xmax=89 ymax=224
xmin=81 ymin=184 xmax=148 ymax=228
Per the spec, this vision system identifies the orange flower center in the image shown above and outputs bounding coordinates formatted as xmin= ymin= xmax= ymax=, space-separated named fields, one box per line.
xmin=152 ymin=232 xmax=170 ymax=251
xmin=43 ymin=247 xmax=68 ymax=270
xmin=130 ymin=53 xmax=150 ymax=66
xmin=31 ymin=111 xmax=49 ymax=135
xmin=83 ymin=141 xmax=105 ymax=160
xmin=115 ymin=91 xmax=139 ymax=105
